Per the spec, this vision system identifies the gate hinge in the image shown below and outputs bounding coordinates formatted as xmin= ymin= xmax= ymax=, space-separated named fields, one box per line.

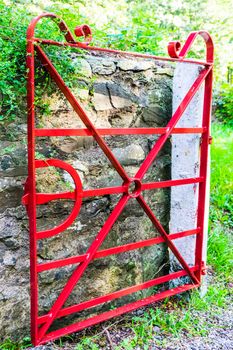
xmin=200 ymin=135 xmax=213 ymax=145
xmin=201 ymin=261 xmax=207 ymax=275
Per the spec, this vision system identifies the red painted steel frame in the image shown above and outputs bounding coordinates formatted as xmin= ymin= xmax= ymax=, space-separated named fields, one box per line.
xmin=24 ymin=13 xmax=214 ymax=346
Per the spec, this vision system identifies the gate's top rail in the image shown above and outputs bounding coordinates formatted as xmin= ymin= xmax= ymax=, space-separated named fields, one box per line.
xmin=27 ymin=12 xmax=214 ymax=66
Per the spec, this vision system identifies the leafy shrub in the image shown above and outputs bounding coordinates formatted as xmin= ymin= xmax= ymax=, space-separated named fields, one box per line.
xmin=0 ymin=2 xmax=87 ymax=124
xmin=0 ymin=1 xmax=159 ymax=124
xmin=214 ymin=83 xmax=233 ymax=125
xmin=0 ymin=3 xmax=28 ymax=122
xmin=1 ymin=0 xmax=229 ymax=127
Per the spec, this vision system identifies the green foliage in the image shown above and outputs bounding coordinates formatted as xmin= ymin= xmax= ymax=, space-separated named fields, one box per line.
xmin=1 ymin=0 xmax=232 ymax=126
xmin=214 ymin=83 xmax=233 ymax=125
xmin=208 ymin=122 xmax=233 ymax=281
xmin=0 ymin=1 xmax=87 ymax=124
xmin=0 ymin=2 xmax=28 ymax=122
xmin=0 ymin=337 xmax=31 ymax=350
xmin=75 ymin=337 xmax=100 ymax=350
xmin=103 ymin=2 xmax=166 ymax=54
xmin=209 ymin=123 xmax=233 ymax=226
xmin=1 ymin=0 xmax=224 ymax=126
xmin=207 ymin=226 xmax=233 ymax=281
xmin=131 ymin=306 xmax=206 ymax=341
xmin=189 ymin=285 xmax=230 ymax=310
xmin=114 ymin=302 xmax=208 ymax=349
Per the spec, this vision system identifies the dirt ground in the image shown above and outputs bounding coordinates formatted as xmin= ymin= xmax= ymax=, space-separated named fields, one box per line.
xmin=154 ymin=307 xmax=233 ymax=350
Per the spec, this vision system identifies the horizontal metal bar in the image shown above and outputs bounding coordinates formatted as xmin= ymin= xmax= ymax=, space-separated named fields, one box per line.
xmin=141 ymin=177 xmax=203 ymax=190
xmin=34 ymin=38 xmax=211 ymax=66
xmin=83 ymin=186 xmax=126 ymax=197
xmin=22 ymin=178 xmax=203 ymax=206
xmin=35 ymin=127 xmax=206 ymax=137
xmin=37 ymin=228 xmax=200 ymax=272
xmin=22 ymin=185 xmax=127 ymax=205
xmin=39 ymin=283 xmax=198 ymax=344
xmin=38 ymin=266 xmax=198 ymax=325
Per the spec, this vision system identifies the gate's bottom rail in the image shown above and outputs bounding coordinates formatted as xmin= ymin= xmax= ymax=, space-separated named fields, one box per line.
xmin=41 ymin=284 xmax=198 ymax=344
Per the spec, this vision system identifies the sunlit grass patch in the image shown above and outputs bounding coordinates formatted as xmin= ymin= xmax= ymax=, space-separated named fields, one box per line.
xmin=207 ymin=225 xmax=233 ymax=281
xmin=208 ymin=122 xmax=233 ymax=281
xmin=210 ymin=123 xmax=233 ymax=227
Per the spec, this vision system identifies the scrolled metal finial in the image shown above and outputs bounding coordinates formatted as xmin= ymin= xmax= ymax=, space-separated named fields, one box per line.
xmin=74 ymin=24 xmax=92 ymax=45
xmin=167 ymin=41 xmax=182 ymax=59
xmin=27 ymin=13 xmax=76 ymax=43
xmin=167 ymin=31 xmax=214 ymax=64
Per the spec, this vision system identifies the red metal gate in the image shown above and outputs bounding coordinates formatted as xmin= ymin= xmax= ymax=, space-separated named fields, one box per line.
xmin=23 ymin=13 xmax=214 ymax=346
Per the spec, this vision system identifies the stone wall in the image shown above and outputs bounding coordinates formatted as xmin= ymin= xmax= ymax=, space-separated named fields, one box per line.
xmin=0 ymin=51 xmax=174 ymax=339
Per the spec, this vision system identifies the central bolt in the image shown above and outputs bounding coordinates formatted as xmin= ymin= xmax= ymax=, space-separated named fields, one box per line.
xmin=126 ymin=178 xmax=142 ymax=198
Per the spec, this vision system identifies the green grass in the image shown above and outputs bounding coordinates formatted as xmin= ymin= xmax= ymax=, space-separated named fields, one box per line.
xmin=0 ymin=338 xmax=31 ymax=350
xmin=209 ymin=123 xmax=233 ymax=227
xmin=208 ymin=123 xmax=233 ymax=282
xmin=207 ymin=225 xmax=233 ymax=281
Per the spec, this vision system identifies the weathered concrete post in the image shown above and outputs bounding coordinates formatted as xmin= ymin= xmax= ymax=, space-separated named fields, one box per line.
xmin=170 ymin=63 xmax=209 ymax=292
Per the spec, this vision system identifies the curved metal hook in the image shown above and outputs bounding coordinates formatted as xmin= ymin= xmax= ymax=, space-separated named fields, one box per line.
xmin=74 ymin=24 xmax=92 ymax=44
xmin=27 ymin=12 xmax=93 ymax=45
xmin=167 ymin=31 xmax=214 ymax=64
xmin=27 ymin=12 xmax=76 ymax=43
xmin=35 ymin=159 xmax=83 ymax=240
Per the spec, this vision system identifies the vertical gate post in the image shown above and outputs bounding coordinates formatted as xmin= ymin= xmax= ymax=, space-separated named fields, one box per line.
xmin=170 ymin=63 xmax=208 ymax=292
